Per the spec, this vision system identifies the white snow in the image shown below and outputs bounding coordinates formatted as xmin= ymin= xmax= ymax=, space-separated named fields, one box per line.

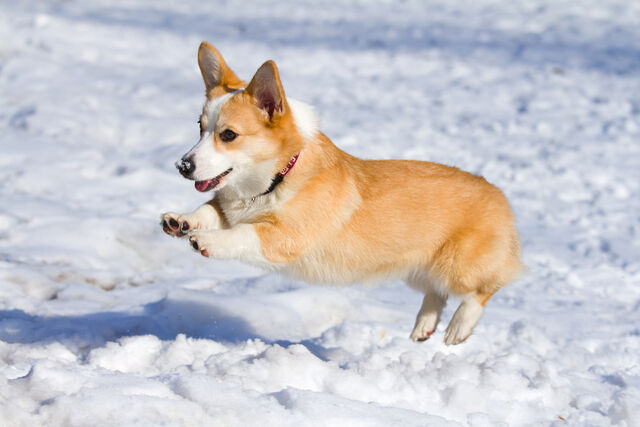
xmin=1 ymin=0 xmax=640 ymax=425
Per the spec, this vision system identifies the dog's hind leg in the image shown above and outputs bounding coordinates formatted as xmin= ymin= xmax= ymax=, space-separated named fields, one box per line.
xmin=444 ymin=291 xmax=494 ymax=345
xmin=407 ymin=273 xmax=448 ymax=341
xmin=410 ymin=291 xmax=448 ymax=341
xmin=161 ymin=201 xmax=226 ymax=237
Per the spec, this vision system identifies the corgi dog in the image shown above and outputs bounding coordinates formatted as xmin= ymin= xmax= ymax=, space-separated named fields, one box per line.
xmin=162 ymin=42 xmax=523 ymax=345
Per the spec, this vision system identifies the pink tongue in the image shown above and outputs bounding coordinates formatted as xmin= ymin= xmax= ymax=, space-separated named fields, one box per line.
xmin=195 ymin=179 xmax=213 ymax=192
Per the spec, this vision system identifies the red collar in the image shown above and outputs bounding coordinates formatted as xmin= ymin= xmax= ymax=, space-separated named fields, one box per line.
xmin=279 ymin=153 xmax=300 ymax=178
xmin=262 ymin=152 xmax=300 ymax=196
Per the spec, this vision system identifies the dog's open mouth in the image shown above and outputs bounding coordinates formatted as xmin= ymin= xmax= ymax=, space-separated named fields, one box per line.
xmin=195 ymin=168 xmax=233 ymax=192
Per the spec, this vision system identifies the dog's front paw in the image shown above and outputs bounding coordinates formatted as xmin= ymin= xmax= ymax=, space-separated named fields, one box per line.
xmin=161 ymin=212 xmax=193 ymax=237
xmin=188 ymin=230 xmax=214 ymax=258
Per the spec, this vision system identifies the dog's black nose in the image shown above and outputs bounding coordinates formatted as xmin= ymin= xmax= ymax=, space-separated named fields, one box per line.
xmin=176 ymin=155 xmax=195 ymax=178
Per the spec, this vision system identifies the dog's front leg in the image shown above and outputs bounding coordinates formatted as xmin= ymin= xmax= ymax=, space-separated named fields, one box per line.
xmin=161 ymin=202 xmax=225 ymax=237
xmin=187 ymin=224 xmax=285 ymax=270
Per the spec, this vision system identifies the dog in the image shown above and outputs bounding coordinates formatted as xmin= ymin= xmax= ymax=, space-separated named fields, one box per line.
xmin=161 ymin=42 xmax=523 ymax=345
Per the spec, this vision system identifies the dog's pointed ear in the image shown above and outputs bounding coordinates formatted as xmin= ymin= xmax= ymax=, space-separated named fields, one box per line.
xmin=198 ymin=41 xmax=244 ymax=95
xmin=245 ymin=60 xmax=287 ymax=121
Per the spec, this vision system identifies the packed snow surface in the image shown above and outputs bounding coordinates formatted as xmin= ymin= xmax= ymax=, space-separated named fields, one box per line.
xmin=1 ymin=0 xmax=639 ymax=425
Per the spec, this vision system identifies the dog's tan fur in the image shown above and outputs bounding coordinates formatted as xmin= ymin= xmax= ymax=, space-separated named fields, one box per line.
xmin=162 ymin=42 xmax=523 ymax=344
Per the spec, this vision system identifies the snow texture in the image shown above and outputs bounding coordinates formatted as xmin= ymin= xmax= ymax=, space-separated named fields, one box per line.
xmin=1 ymin=0 xmax=639 ymax=425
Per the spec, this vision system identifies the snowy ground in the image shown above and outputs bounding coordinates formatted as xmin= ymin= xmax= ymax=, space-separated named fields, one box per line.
xmin=1 ymin=0 xmax=639 ymax=425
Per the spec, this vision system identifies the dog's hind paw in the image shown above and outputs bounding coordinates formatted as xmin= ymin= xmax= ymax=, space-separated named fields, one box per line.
xmin=444 ymin=324 xmax=472 ymax=345
xmin=443 ymin=297 xmax=484 ymax=345
xmin=410 ymin=314 xmax=438 ymax=342
xmin=410 ymin=327 xmax=435 ymax=342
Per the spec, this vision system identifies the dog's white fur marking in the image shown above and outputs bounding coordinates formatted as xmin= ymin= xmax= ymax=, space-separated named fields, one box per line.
xmin=288 ymin=98 xmax=318 ymax=141
xmin=218 ymin=158 xmax=279 ymax=202
xmin=203 ymin=92 xmax=236 ymax=131
xmin=182 ymin=203 xmax=224 ymax=230
xmin=183 ymin=93 xmax=235 ymax=182
xmin=189 ymin=139 xmax=233 ymax=183
xmin=188 ymin=224 xmax=276 ymax=269
xmin=444 ymin=295 xmax=484 ymax=345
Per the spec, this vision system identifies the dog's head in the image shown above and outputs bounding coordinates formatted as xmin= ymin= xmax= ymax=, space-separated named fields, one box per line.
xmin=176 ymin=42 xmax=317 ymax=198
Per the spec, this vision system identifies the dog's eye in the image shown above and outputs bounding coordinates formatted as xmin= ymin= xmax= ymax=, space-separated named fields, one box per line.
xmin=220 ymin=129 xmax=238 ymax=143
xmin=197 ymin=119 xmax=203 ymax=134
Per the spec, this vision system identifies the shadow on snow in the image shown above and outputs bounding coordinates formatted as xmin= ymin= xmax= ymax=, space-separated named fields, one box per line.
xmin=0 ymin=298 xmax=332 ymax=361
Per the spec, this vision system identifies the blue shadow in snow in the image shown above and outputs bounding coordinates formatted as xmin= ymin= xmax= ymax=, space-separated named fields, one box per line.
xmin=0 ymin=299 xmax=331 ymax=361
xmin=0 ymin=299 xmax=254 ymax=345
